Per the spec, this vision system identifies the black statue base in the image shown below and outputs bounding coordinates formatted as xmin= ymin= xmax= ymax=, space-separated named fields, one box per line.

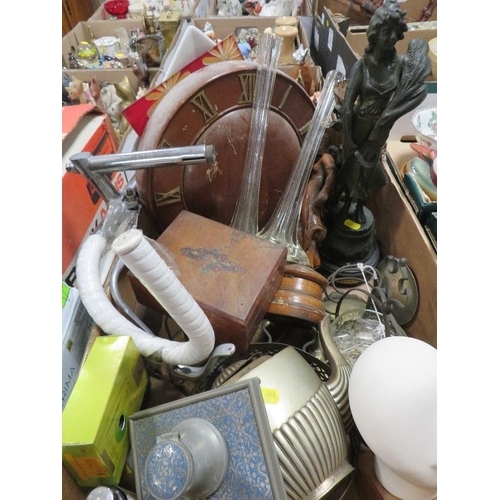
xmin=318 ymin=202 xmax=380 ymax=279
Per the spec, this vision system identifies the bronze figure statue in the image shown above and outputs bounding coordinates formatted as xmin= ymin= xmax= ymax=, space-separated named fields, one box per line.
xmin=337 ymin=0 xmax=431 ymax=224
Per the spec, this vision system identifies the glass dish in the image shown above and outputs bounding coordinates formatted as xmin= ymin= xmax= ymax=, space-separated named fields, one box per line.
xmin=104 ymin=0 xmax=130 ymax=18
xmin=328 ymin=308 xmax=387 ymax=368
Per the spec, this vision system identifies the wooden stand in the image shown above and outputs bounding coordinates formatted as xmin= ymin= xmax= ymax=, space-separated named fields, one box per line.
xmin=275 ymin=16 xmax=299 ymax=28
xmin=275 ymin=25 xmax=299 ymax=65
xmin=356 ymin=447 xmax=437 ymax=500
xmin=357 ymin=448 xmax=400 ymax=500
xmin=267 ymin=263 xmax=328 ymax=325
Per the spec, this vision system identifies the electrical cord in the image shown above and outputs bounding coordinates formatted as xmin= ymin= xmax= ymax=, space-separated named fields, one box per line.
xmin=324 ymin=263 xmax=382 ymax=317
xmin=325 ymin=263 xmax=382 ymax=301
xmin=333 ymin=285 xmax=407 ymax=338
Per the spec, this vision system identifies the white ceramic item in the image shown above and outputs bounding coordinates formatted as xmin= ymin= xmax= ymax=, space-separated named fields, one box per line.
xmin=349 ymin=336 xmax=437 ymax=500
xmin=128 ymin=1 xmax=144 ymax=17
xmin=411 ymin=106 xmax=437 ymax=152
xmin=93 ymin=36 xmax=120 ymax=57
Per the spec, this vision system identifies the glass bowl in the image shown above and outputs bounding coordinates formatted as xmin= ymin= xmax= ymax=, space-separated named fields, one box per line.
xmin=104 ymin=0 xmax=130 ymax=18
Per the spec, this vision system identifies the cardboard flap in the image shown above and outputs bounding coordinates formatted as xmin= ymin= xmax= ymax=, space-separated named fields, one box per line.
xmin=62 ymin=104 xmax=103 ymax=138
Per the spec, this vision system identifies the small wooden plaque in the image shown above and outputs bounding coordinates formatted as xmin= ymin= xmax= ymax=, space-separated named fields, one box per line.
xmin=131 ymin=211 xmax=287 ymax=352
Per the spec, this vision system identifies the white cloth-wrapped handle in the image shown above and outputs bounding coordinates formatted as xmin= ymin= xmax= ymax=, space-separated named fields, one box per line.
xmin=76 ymin=231 xmax=215 ymax=366
xmin=112 ymin=229 xmax=215 ymax=364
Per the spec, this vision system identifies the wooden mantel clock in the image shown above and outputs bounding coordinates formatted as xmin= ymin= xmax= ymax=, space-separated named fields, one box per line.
xmin=137 ymin=60 xmax=316 ymax=232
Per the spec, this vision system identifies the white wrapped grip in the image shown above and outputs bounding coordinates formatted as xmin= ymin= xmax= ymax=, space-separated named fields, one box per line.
xmin=76 ymin=230 xmax=215 ymax=366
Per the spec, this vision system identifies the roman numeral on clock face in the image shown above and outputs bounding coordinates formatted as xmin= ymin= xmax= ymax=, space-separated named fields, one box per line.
xmin=190 ymin=91 xmax=218 ymax=124
xmin=238 ymin=72 xmax=257 ymax=104
xmin=299 ymin=120 xmax=312 ymax=136
xmin=140 ymin=62 xmax=317 ymax=231
xmin=278 ymin=84 xmax=293 ymax=110
xmin=155 ymin=187 xmax=181 ymax=206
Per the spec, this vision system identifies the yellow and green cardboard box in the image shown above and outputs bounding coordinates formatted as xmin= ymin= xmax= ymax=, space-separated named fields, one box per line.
xmin=62 ymin=335 xmax=148 ymax=487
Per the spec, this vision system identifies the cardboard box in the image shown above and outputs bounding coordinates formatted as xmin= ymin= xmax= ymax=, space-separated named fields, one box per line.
xmin=63 ymin=68 xmax=158 ymax=94
xmin=313 ymin=0 xmax=437 ymax=25
xmin=311 ymin=12 xmax=436 ymax=140
xmin=89 ymin=1 xmax=209 ymax=19
xmin=310 ymin=12 xmax=437 ymax=347
xmin=62 ymin=20 xmax=144 ymax=68
xmin=190 ymin=17 xmax=322 ymax=92
xmin=209 ymin=0 xmax=313 ymax=16
xmin=192 ymin=16 xmax=311 ymax=50
xmin=312 ymin=9 xmax=436 ymax=81
xmin=311 ymin=7 xmax=359 ymax=79
xmin=191 ymin=17 xmax=322 ymax=93
xmin=62 ymin=335 xmax=149 ymax=487
xmin=366 ymin=147 xmax=437 ymax=349
xmin=89 ymin=4 xmax=128 ymax=20
xmin=345 ymin=20 xmax=437 ymax=95
xmin=384 ymin=140 xmax=437 ymax=250
xmin=61 ymin=159 xmax=437 ymax=500
xmin=345 ymin=20 xmax=437 ymax=59
xmin=62 ymin=283 xmax=96 ymax=410
xmin=88 ymin=8 xmax=182 ymax=50
xmin=62 ymin=104 xmax=126 ymax=285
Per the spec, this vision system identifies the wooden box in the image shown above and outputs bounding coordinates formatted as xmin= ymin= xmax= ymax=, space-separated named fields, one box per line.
xmin=131 ymin=211 xmax=288 ymax=352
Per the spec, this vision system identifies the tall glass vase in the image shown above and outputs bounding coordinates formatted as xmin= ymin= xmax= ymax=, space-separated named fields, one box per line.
xmin=257 ymin=69 xmax=345 ymax=265
xmin=230 ymin=33 xmax=283 ymax=234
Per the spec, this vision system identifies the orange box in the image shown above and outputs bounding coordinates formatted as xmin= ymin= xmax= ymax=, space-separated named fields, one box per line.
xmin=62 ymin=104 xmax=126 ymax=285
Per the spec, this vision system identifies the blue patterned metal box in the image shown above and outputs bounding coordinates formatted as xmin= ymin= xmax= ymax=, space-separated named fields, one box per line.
xmin=129 ymin=378 xmax=287 ymax=500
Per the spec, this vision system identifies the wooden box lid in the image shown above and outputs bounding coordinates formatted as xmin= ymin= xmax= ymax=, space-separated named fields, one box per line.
xmin=131 ymin=211 xmax=287 ymax=352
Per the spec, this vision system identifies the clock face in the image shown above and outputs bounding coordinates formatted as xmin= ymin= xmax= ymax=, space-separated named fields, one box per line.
xmin=137 ymin=60 xmax=316 ymax=231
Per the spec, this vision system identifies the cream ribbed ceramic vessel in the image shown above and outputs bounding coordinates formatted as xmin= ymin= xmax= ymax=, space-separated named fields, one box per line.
xmin=230 ymin=346 xmax=354 ymax=499
xmin=320 ymin=315 xmax=354 ymax=433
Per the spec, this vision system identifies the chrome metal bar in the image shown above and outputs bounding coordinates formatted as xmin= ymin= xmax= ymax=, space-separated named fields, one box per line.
xmin=66 ymin=145 xmax=216 ymax=203
xmin=68 ymin=152 xmax=121 ymax=202
xmin=67 ymin=145 xmax=216 ymax=174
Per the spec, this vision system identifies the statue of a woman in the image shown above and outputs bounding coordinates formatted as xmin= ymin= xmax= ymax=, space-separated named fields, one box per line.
xmin=338 ymin=0 xmax=431 ymax=224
